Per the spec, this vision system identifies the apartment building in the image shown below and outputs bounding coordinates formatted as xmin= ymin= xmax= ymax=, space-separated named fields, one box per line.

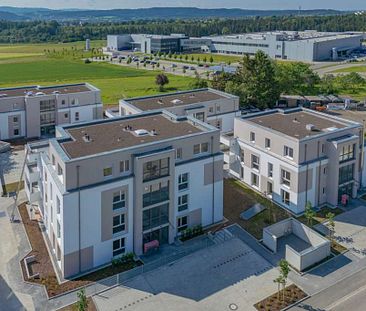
xmin=119 ymin=88 xmax=240 ymax=135
xmin=229 ymin=108 xmax=363 ymax=215
xmin=25 ymin=111 xmax=223 ymax=278
xmin=0 ymin=83 xmax=102 ymax=140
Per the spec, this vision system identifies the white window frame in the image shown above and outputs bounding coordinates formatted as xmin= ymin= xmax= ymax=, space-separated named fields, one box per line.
xmin=268 ymin=162 xmax=273 ymax=178
xmin=103 ymin=167 xmax=113 ymax=177
xmin=250 ymin=132 xmax=255 ymax=143
xmin=176 ymin=148 xmax=182 ymax=160
xmin=265 ymin=138 xmax=271 ymax=149
xmin=281 ymin=169 xmax=291 ymax=187
xmin=284 ymin=146 xmax=294 ymax=159
xmin=281 ymin=189 xmax=290 ymax=206
xmin=177 ymin=216 xmax=188 ymax=232
xmin=251 ymin=154 xmax=260 ymax=171
xmin=113 ymin=190 xmax=126 ymax=210
xmin=178 ymin=173 xmax=189 ymax=191
xmin=113 ymin=213 xmax=126 ymax=234
xmin=112 ymin=237 xmax=126 ymax=257
xmin=120 ymin=160 xmax=130 ymax=173
xmin=251 ymin=173 xmax=259 ymax=188
xmin=178 ymin=194 xmax=188 ymax=212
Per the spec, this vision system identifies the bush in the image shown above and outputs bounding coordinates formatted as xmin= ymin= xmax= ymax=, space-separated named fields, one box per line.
xmin=111 ymin=252 xmax=134 ymax=267
xmin=180 ymin=225 xmax=203 ymax=241
xmin=84 ymin=58 xmax=91 ymax=64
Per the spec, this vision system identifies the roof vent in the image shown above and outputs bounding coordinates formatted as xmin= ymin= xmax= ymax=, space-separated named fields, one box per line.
xmin=83 ymin=133 xmax=92 ymax=142
xmin=157 ymin=99 xmax=164 ymax=105
xmin=35 ymin=92 xmax=45 ymax=96
xmin=171 ymin=99 xmax=183 ymax=105
xmin=134 ymin=129 xmax=149 ymax=136
xmin=293 ymin=118 xmax=300 ymax=123
xmin=306 ymin=124 xmax=316 ymax=131
xmin=324 ymin=126 xmax=338 ymax=132
xmin=0 ymin=94 xmax=7 ymax=98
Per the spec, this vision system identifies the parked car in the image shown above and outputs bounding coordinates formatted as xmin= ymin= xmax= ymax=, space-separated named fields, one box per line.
xmin=189 ymin=66 xmax=195 ymax=70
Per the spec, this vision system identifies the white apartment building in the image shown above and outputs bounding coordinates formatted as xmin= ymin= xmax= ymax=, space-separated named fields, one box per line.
xmin=229 ymin=108 xmax=364 ymax=215
xmin=0 ymin=83 xmax=102 ymax=140
xmin=25 ymin=110 xmax=223 ymax=278
xmin=118 ymin=88 xmax=240 ymax=147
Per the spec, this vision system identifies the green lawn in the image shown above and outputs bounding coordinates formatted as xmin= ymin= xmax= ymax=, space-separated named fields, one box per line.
xmin=332 ymin=64 xmax=366 ymax=73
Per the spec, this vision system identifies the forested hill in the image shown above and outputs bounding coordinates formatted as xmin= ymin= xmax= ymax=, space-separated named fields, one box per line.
xmin=0 ymin=7 xmax=344 ymax=21
xmin=1 ymin=13 xmax=366 ymax=44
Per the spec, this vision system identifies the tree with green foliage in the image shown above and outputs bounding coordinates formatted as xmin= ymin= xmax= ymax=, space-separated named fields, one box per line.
xmin=326 ymin=212 xmax=335 ymax=242
xmin=197 ymin=56 xmax=201 ymax=63
xmin=209 ymin=56 xmax=214 ymax=63
xmin=222 ymin=26 xmax=231 ymax=35
xmin=190 ymin=74 xmax=208 ymax=89
xmin=155 ymin=73 xmax=169 ymax=91
xmin=76 ymin=289 xmax=88 ymax=311
xmin=304 ymin=201 xmax=316 ymax=227
xmin=225 ymin=51 xmax=280 ymax=109
xmin=279 ymin=259 xmax=290 ymax=302
xmin=211 ymin=72 xmax=232 ymax=91
xmin=319 ymin=74 xmax=339 ymax=94
xmin=185 ymin=55 xmax=189 ymax=61
xmin=203 ymin=56 xmax=207 ymax=63
xmin=273 ymin=275 xmax=284 ymax=301
xmin=191 ymin=55 xmax=195 ymax=62
xmin=338 ymin=72 xmax=365 ymax=93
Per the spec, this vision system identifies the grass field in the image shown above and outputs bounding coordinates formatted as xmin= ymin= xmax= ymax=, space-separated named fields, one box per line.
xmin=0 ymin=40 xmax=193 ymax=104
xmin=332 ymin=64 xmax=366 ymax=73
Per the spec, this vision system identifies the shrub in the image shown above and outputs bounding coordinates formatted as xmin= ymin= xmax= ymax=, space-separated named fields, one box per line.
xmin=84 ymin=58 xmax=91 ymax=64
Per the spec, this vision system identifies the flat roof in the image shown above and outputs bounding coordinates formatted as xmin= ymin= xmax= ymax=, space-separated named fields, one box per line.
xmin=125 ymin=89 xmax=229 ymax=111
xmin=60 ymin=114 xmax=204 ymax=159
xmin=0 ymin=83 xmax=93 ymax=98
xmin=245 ymin=109 xmax=353 ymax=139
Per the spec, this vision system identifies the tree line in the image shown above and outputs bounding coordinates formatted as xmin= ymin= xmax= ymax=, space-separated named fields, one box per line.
xmin=1 ymin=13 xmax=366 ymax=43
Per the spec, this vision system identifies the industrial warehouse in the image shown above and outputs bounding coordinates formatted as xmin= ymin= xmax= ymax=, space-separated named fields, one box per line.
xmin=106 ymin=30 xmax=365 ymax=61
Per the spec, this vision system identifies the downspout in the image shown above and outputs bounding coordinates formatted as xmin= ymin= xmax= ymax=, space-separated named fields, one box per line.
xmin=304 ymin=144 xmax=308 ymax=208
xmin=77 ymin=165 xmax=81 ymax=274
xmin=211 ymin=136 xmax=215 ymax=224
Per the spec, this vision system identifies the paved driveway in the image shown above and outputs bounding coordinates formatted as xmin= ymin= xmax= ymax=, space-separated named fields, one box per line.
xmin=315 ymin=205 xmax=366 ymax=258
xmin=94 ymin=238 xmax=282 ymax=311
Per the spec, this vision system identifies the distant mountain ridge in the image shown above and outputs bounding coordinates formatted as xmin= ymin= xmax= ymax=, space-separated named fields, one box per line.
xmin=0 ymin=6 xmax=346 ymax=22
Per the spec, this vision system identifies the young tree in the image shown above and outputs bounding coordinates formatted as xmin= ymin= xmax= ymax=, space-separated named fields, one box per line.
xmin=155 ymin=73 xmax=169 ymax=91
xmin=273 ymin=275 xmax=284 ymax=301
xmin=203 ymin=56 xmax=207 ymax=63
xmin=185 ymin=55 xmax=189 ymax=61
xmin=190 ymin=75 xmax=208 ymax=89
xmin=304 ymin=201 xmax=316 ymax=227
xmin=279 ymin=259 xmax=290 ymax=302
xmin=326 ymin=212 xmax=335 ymax=242
xmin=76 ymin=289 xmax=88 ymax=311
xmin=209 ymin=56 xmax=214 ymax=63
xmin=191 ymin=55 xmax=195 ymax=62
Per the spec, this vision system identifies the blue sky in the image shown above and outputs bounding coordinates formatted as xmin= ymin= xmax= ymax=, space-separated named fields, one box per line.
xmin=0 ymin=0 xmax=364 ymax=10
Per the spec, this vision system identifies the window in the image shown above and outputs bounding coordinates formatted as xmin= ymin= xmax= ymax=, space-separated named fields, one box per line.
xmin=323 ymin=167 xmax=327 ymax=175
xmin=71 ymin=99 xmax=76 ymax=105
xmin=113 ymin=238 xmax=125 ymax=257
xmin=13 ymin=116 xmax=18 ymax=123
xmin=281 ymin=189 xmax=290 ymax=205
xmin=250 ymin=132 xmax=255 ymax=143
xmin=193 ymin=142 xmax=209 ymax=155
xmin=50 ymin=183 xmax=53 ymax=201
xmin=120 ymin=160 xmax=130 ymax=173
xmin=176 ymin=148 xmax=182 ymax=160
xmin=57 ymin=164 xmax=63 ymax=176
xmin=251 ymin=154 xmax=260 ymax=171
xmin=143 ymin=181 xmax=169 ymax=207
xmin=113 ymin=214 xmax=126 ymax=234
xmin=178 ymin=194 xmax=188 ymax=212
xmin=281 ymin=169 xmax=291 ymax=187
xmin=267 ymin=182 xmax=273 ymax=195
xmin=57 ymin=220 xmax=61 ymax=238
xmin=251 ymin=173 xmax=259 ymax=187
xmin=61 ymin=100 xmax=66 ymax=105
xmin=143 ymin=158 xmax=169 ymax=181
xmin=52 ymin=155 xmax=55 ymax=166
xmin=64 ymin=113 xmax=68 ymax=118
xmin=268 ymin=163 xmax=273 ymax=178
xmin=339 ymin=144 xmax=355 ymax=163
xmin=284 ymin=146 xmax=294 ymax=159
xmin=339 ymin=164 xmax=354 ymax=185
xmin=56 ymin=196 xmax=61 ymax=214
xmin=75 ymin=112 xmax=79 ymax=121
xmin=239 ymin=148 xmax=244 ymax=162
xmin=265 ymin=138 xmax=271 ymax=149
xmin=177 ymin=216 xmax=188 ymax=232
xmin=50 ymin=204 xmax=53 ymax=223
xmin=194 ymin=112 xmax=205 ymax=122
xmin=103 ymin=167 xmax=112 ymax=177
xmin=143 ymin=203 xmax=169 ymax=231
xmin=178 ymin=173 xmax=189 ymax=191
xmin=216 ymin=105 xmax=220 ymax=112
xmin=209 ymin=107 xmax=214 ymax=113
xmin=321 ymin=144 xmax=325 ymax=153
xmin=13 ymin=128 xmax=19 ymax=136
xmin=113 ymin=191 xmax=126 ymax=210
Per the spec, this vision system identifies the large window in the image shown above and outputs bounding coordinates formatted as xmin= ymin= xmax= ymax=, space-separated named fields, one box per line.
xmin=339 ymin=144 xmax=355 ymax=163
xmin=113 ymin=214 xmax=126 ymax=234
xmin=194 ymin=112 xmax=205 ymax=122
xmin=281 ymin=189 xmax=290 ymax=206
xmin=143 ymin=203 xmax=169 ymax=231
xmin=251 ymin=154 xmax=260 ymax=171
xmin=193 ymin=142 xmax=209 ymax=155
xmin=339 ymin=164 xmax=354 ymax=185
xmin=178 ymin=194 xmax=188 ymax=212
xmin=143 ymin=158 xmax=169 ymax=182
xmin=284 ymin=146 xmax=294 ymax=159
xmin=281 ymin=169 xmax=291 ymax=187
xmin=177 ymin=216 xmax=188 ymax=232
xmin=251 ymin=173 xmax=259 ymax=187
xmin=143 ymin=181 xmax=169 ymax=207
xmin=113 ymin=238 xmax=125 ymax=257
xmin=40 ymin=99 xmax=56 ymax=111
xmin=113 ymin=191 xmax=126 ymax=210
xmin=178 ymin=173 xmax=189 ymax=191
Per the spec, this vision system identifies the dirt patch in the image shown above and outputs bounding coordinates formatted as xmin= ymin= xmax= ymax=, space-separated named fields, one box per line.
xmin=254 ymin=284 xmax=307 ymax=311
xmin=223 ymin=179 xmax=290 ymax=239
xmin=58 ymin=297 xmax=97 ymax=311
xmin=19 ymin=203 xmax=141 ymax=297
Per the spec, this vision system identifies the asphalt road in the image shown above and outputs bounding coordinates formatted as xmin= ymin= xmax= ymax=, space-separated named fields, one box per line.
xmin=289 ymin=263 xmax=366 ymax=311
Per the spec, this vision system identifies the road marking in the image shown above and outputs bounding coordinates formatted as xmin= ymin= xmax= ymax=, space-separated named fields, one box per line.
xmin=325 ymin=283 xmax=366 ymax=310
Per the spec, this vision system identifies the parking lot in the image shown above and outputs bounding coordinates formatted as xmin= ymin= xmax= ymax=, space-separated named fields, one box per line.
xmin=93 ymin=238 xmax=282 ymax=311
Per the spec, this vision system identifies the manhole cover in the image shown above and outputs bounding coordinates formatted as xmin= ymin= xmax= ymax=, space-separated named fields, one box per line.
xmin=229 ymin=303 xmax=238 ymax=310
